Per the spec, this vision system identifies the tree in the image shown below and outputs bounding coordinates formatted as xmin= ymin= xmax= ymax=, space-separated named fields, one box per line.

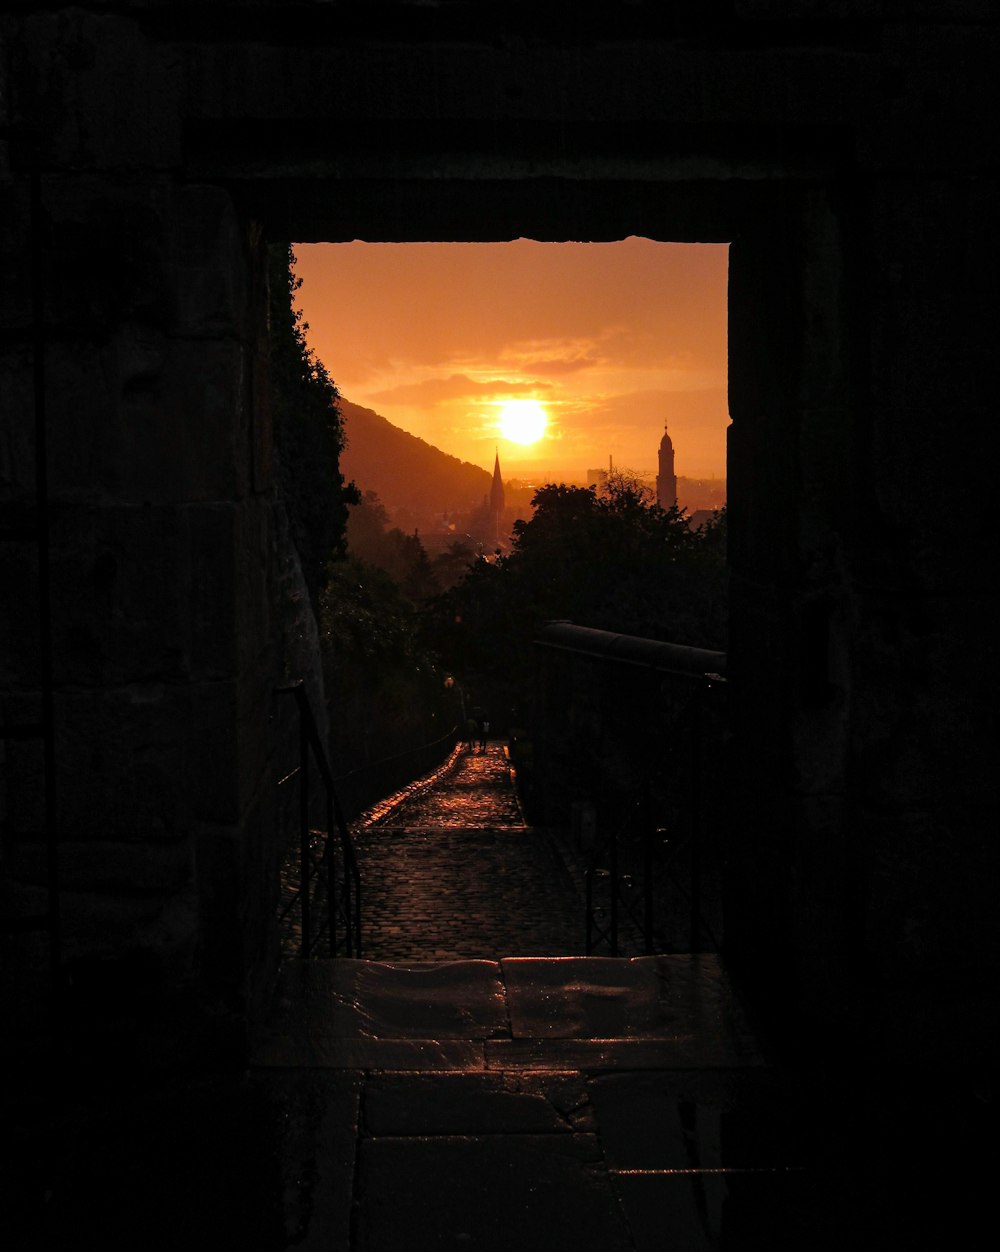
xmin=431 ymin=539 xmax=478 ymax=591
xmin=345 ymin=489 xmax=441 ymax=604
xmin=422 ymin=479 xmax=727 ymax=730
xmin=269 ymin=245 xmax=358 ymax=607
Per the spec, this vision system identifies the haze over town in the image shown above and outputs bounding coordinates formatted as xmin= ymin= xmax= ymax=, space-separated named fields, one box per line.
xmin=293 ymin=238 xmax=730 ymax=482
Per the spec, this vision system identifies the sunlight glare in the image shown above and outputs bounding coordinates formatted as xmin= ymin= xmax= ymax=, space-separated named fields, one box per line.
xmin=497 ymin=399 xmax=548 ymax=445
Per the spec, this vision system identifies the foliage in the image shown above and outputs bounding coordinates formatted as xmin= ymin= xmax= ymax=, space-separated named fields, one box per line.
xmin=269 ymin=245 xmax=359 ymax=606
xmin=431 ymin=539 xmax=478 ymax=591
xmin=320 ymin=557 xmax=451 ymax=770
xmin=422 ymin=481 xmax=727 ymax=729
xmin=346 ymin=490 xmax=441 ymax=603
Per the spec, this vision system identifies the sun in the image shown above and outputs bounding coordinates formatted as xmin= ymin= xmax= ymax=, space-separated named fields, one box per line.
xmin=497 ymin=399 xmax=548 ymax=445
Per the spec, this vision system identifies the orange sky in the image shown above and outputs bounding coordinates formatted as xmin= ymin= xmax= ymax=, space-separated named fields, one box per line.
xmin=293 ymin=239 xmax=730 ymax=481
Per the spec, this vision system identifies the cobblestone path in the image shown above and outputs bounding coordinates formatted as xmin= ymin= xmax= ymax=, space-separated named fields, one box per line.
xmin=354 ymin=743 xmax=585 ymax=962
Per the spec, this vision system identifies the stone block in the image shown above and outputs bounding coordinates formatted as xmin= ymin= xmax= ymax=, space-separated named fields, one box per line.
xmin=589 ymin=1068 xmax=809 ymax=1171
xmin=168 ymin=184 xmax=250 ymax=340
xmin=249 ymin=1070 xmax=361 ymax=1252
xmin=184 ymin=503 xmax=239 ymax=679
xmin=58 ymin=879 xmax=197 ymax=967
xmin=0 ymin=541 xmax=40 ymax=685
xmin=233 ymin=497 xmax=276 ymax=678
xmin=43 ymin=342 xmax=117 ymax=504
xmin=21 ymin=10 xmax=181 ymax=171
xmin=261 ymin=958 xmax=509 ymax=1041
xmin=44 ymin=330 xmax=249 ymax=507
xmin=364 ymin=1072 xmax=593 ymax=1137
xmin=0 ymin=178 xmax=32 ymax=331
xmin=11 ymin=836 xmax=192 ymax=896
xmin=850 ymin=591 xmax=998 ymax=813
xmin=31 ymin=499 xmax=266 ymax=690
xmin=860 ymin=24 xmax=1000 ymax=173
xmin=866 ymin=177 xmax=996 ymax=587
xmin=39 ymin=175 xmax=175 ymax=339
xmin=52 ymin=683 xmax=194 ymax=841
xmin=47 ymin=504 xmax=187 ymax=687
xmin=354 ymin=1134 xmax=629 ymax=1252
xmin=189 ymin=673 xmax=279 ymax=839
xmin=193 ymin=819 xmax=242 ymax=970
xmin=500 ymin=955 xmax=761 ymax=1064
xmin=189 ymin=681 xmax=241 ymax=825
xmin=0 ymin=347 xmax=36 ymax=499
xmin=112 ymin=336 xmax=250 ymax=504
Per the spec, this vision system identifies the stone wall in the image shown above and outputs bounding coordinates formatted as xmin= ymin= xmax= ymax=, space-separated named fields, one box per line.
xmin=2 ymin=3 xmax=997 ymax=1072
xmin=1 ymin=16 xmax=286 ymax=1040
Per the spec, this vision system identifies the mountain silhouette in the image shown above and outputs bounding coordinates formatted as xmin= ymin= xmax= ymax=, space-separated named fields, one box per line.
xmin=339 ymin=398 xmax=492 ymax=513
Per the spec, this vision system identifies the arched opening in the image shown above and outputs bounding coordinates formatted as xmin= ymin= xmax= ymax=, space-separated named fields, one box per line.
xmin=275 ymin=235 xmax=733 ymax=965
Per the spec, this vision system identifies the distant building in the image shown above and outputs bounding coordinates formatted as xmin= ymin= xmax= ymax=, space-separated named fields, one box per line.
xmin=587 ymin=455 xmax=614 ymax=491
xmin=687 ymin=508 xmax=716 ymax=531
xmin=655 ymin=422 xmax=677 ymax=509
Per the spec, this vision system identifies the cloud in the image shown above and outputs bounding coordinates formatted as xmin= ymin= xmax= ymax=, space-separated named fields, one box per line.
xmin=367 ymin=373 xmax=553 ymax=407
xmin=495 ymin=335 xmax=605 ymax=377
xmin=585 ymin=387 xmax=730 ymax=430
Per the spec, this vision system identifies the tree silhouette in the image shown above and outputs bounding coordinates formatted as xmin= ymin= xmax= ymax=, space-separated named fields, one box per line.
xmin=269 ymin=245 xmax=358 ymax=607
xmin=424 ymin=482 xmax=727 ymax=729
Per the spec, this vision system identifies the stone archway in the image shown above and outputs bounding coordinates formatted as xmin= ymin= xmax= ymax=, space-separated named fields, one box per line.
xmin=3 ymin=8 xmax=995 ymax=1077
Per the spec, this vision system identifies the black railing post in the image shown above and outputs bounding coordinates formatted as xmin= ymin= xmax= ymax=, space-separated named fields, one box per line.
xmin=585 ymin=867 xmax=594 ymax=954
xmin=689 ymin=682 xmax=703 ymax=953
xmin=609 ymin=822 xmax=619 ymax=957
xmin=276 ymin=680 xmax=363 ymax=960
xmin=326 ymin=784 xmax=335 ymax=957
xmin=299 ymin=714 xmax=311 ymax=957
xmin=642 ymin=777 xmax=654 ymax=955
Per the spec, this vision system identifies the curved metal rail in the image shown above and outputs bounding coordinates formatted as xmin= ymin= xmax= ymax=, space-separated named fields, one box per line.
xmin=276 ymin=681 xmax=361 ymax=958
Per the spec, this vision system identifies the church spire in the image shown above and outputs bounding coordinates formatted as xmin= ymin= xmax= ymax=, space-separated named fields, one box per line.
xmin=490 ymin=448 xmax=505 ymax=539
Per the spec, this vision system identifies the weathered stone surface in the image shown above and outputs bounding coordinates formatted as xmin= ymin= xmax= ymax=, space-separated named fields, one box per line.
xmin=169 ymin=184 xmax=250 ymax=340
xmin=588 ymin=1069 xmax=809 ymax=1170
xmin=57 ymin=879 xmax=197 ymax=963
xmin=364 ymin=1071 xmax=593 ymax=1137
xmin=20 ymin=11 xmax=180 ymax=170
xmin=53 ymin=683 xmax=193 ymax=841
xmin=0 ymin=178 xmax=31 ymax=332
xmin=501 ymin=955 xmax=760 ymax=1060
xmin=355 ymin=1134 xmax=631 ymax=1252
xmin=485 ymin=1036 xmax=756 ymax=1073
xmin=262 ymin=958 xmax=509 ymax=1040
xmin=252 ymin=1035 xmax=485 ymax=1071
xmin=611 ymin=1169 xmax=838 ymax=1252
xmin=12 ymin=837 xmax=191 ymax=896
xmin=250 ymin=1069 xmax=362 ymax=1252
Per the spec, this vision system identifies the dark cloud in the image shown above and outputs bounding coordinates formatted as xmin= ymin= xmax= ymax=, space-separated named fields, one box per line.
xmin=367 ymin=373 xmax=552 ymax=407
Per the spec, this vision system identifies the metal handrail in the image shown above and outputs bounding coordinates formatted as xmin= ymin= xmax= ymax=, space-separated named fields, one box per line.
xmin=334 ymin=724 xmax=460 ymax=822
xmin=535 ymin=622 xmax=725 ymax=957
xmin=582 ymin=672 xmax=724 ymax=955
xmin=276 ymin=681 xmax=361 ymax=958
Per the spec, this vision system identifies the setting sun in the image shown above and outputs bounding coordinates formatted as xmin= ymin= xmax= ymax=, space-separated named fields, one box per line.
xmin=498 ymin=399 xmax=548 ymax=445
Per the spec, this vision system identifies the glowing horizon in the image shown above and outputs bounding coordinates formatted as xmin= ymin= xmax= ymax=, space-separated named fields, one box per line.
xmin=292 ymin=239 xmax=730 ymax=480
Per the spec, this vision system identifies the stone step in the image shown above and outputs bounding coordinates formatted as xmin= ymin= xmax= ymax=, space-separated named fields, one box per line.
xmin=252 ymin=953 xmax=762 ymax=1072
xmin=250 ymin=956 xmax=853 ymax=1251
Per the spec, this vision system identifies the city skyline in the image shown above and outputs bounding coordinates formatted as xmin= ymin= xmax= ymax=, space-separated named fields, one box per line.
xmin=292 ymin=238 xmax=730 ymax=480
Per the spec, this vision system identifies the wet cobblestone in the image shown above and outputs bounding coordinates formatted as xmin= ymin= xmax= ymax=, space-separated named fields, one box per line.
xmin=355 ymin=744 xmax=585 ymax=961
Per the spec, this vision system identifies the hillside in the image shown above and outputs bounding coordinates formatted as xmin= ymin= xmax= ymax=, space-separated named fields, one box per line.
xmin=338 ymin=398 xmax=492 ymax=513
